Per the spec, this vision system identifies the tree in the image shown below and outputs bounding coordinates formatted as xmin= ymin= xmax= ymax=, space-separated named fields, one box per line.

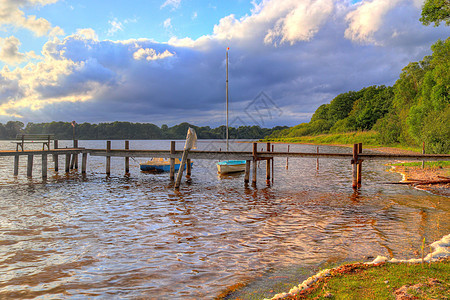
xmin=420 ymin=0 xmax=450 ymax=26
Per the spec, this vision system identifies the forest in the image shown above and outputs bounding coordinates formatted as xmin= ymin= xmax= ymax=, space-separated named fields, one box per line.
xmin=267 ymin=37 xmax=449 ymax=154
xmin=0 ymin=121 xmax=287 ymax=141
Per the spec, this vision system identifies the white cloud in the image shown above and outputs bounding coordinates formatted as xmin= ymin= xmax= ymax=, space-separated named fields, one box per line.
xmin=0 ymin=0 xmax=447 ymax=126
xmin=0 ymin=0 xmax=64 ymax=37
xmin=163 ymin=18 xmax=172 ymax=30
xmin=0 ymin=36 xmax=40 ymax=65
xmin=133 ymin=48 xmax=175 ymax=61
xmin=160 ymin=0 xmax=181 ymax=10
xmin=344 ymin=0 xmax=404 ymax=43
xmin=264 ymin=0 xmax=334 ymax=45
xmin=108 ymin=18 xmax=124 ymax=36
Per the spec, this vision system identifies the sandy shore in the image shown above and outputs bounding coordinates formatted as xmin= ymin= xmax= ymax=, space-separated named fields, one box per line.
xmin=367 ymin=147 xmax=450 ymax=196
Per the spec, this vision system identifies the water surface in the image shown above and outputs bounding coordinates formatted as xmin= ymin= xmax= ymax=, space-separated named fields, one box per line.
xmin=0 ymin=140 xmax=448 ymax=299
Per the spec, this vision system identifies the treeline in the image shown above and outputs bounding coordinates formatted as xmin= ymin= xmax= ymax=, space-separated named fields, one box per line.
xmin=268 ymin=37 xmax=449 ymax=154
xmin=0 ymin=121 xmax=287 ymax=140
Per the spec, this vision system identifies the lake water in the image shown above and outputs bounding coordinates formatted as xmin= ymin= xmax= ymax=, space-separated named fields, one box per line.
xmin=0 ymin=140 xmax=448 ymax=299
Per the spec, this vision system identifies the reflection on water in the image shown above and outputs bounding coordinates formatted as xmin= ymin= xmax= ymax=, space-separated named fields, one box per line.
xmin=0 ymin=140 xmax=448 ymax=299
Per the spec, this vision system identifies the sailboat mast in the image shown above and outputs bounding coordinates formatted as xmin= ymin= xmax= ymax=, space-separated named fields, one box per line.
xmin=226 ymin=47 xmax=229 ymax=151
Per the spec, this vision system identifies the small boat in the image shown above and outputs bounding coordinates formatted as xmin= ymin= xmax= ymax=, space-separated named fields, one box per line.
xmin=217 ymin=160 xmax=246 ymax=174
xmin=216 ymin=48 xmax=246 ymax=175
xmin=140 ymin=158 xmax=193 ymax=172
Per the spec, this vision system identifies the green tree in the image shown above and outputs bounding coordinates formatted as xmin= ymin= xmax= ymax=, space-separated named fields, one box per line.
xmin=420 ymin=0 xmax=450 ymax=26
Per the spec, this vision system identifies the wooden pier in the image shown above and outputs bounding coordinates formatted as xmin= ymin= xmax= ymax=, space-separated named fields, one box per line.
xmin=1 ymin=140 xmax=449 ymax=188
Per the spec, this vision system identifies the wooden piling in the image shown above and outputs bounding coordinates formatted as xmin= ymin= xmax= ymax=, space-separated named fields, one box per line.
xmin=106 ymin=141 xmax=111 ymax=176
xmin=42 ymin=153 xmax=47 ymax=178
xmin=65 ymin=154 xmax=70 ymax=173
xmin=357 ymin=143 xmax=363 ymax=186
xmin=174 ymin=149 xmax=189 ymax=189
xmin=169 ymin=141 xmax=176 ymax=180
xmin=186 ymin=159 xmax=191 ymax=177
xmin=74 ymin=140 xmax=78 ymax=169
xmin=266 ymin=142 xmax=271 ymax=182
xmin=82 ymin=152 xmax=87 ymax=174
xmin=14 ymin=155 xmax=19 ymax=176
xmin=271 ymin=145 xmax=274 ymax=183
xmin=316 ymin=146 xmax=319 ymax=171
xmin=286 ymin=145 xmax=289 ymax=169
xmin=53 ymin=140 xmax=59 ymax=172
xmin=125 ymin=141 xmax=130 ymax=174
xmin=244 ymin=160 xmax=250 ymax=184
xmin=352 ymin=144 xmax=358 ymax=188
xmin=252 ymin=143 xmax=258 ymax=186
xmin=27 ymin=155 xmax=33 ymax=177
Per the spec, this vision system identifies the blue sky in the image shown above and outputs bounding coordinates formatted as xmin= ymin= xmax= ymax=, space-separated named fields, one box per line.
xmin=0 ymin=0 xmax=448 ymax=127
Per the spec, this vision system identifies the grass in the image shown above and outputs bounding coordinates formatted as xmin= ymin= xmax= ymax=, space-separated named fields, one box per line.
xmin=388 ymin=161 xmax=450 ymax=168
xmin=300 ymin=260 xmax=450 ymax=300
xmin=263 ymin=131 xmax=424 ymax=153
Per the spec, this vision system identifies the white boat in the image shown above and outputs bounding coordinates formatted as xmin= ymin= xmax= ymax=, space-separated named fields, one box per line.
xmin=217 ymin=160 xmax=246 ymax=174
xmin=216 ymin=48 xmax=246 ymax=175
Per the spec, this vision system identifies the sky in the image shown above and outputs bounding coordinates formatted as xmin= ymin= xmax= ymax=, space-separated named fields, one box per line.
xmin=0 ymin=0 xmax=448 ymax=128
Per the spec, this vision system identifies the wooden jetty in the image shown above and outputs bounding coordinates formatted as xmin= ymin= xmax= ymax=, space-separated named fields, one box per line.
xmin=1 ymin=140 xmax=449 ymax=189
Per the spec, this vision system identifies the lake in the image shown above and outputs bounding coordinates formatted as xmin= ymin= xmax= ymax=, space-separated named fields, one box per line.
xmin=0 ymin=140 xmax=448 ymax=299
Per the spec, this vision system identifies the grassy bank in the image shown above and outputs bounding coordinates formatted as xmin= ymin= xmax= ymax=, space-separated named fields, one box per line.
xmin=294 ymin=260 xmax=450 ymax=300
xmin=262 ymin=131 xmax=423 ymax=153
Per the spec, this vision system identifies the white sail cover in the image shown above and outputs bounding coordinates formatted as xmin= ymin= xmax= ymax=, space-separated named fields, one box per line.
xmin=184 ymin=127 xmax=197 ymax=150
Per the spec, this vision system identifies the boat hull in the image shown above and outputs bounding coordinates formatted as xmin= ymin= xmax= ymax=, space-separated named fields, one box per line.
xmin=217 ymin=160 xmax=246 ymax=174
xmin=140 ymin=159 xmax=193 ymax=172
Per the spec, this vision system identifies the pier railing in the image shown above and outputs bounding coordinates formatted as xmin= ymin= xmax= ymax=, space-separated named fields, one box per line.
xmin=1 ymin=140 xmax=449 ymax=188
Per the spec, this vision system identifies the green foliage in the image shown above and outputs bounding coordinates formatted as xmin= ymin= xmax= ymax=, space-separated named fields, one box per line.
xmin=420 ymin=0 xmax=450 ymax=26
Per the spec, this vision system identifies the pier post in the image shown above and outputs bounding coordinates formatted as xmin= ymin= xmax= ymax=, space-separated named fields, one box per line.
xmin=42 ymin=153 xmax=47 ymax=179
xmin=252 ymin=143 xmax=258 ymax=187
xmin=65 ymin=154 xmax=70 ymax=173
xmin=316 ymin=146 xmax=319 ymax=171
xmin=286 ymin=145 xmax=289 ymax=169
xmin=27 ymin=155 xmax=33 ymax=177
xmin=125 ymin=141 xmax=130 ymax=174
xmin=244 ymin=160 xmax=250 ymax=184
xmin=186 ymin=159 xmax=191 ymax=178
xmin=74 ymin=140 xmax=78 ymax=169
xmin=266 ymin=142 xmax=271 ymax=182
xmin=174 ymin=150 xmax=189 ymax=189
xmin=54 ymin=140 xmax=59 ymax=172
xmin=82 ymin=152 xmax=87 ymax=175
xmin=170 ymin=141 xmax=176 ymax=180
xmin=352 ymin=143 xmax=361 ymax=189
xmin=14 ymin=155 xmax=19 ymax=176
xmin=271 ymin=145 xmax=274 ymax=183
xmin=106 ymin=141 xmax=111 ymax=176
xmin=357 ymin=143 xmax=363 ymax=186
